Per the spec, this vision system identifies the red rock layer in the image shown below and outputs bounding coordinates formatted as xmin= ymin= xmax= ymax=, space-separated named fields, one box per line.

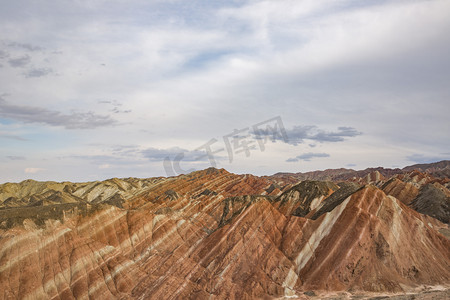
xmin=0 ymin=169 xmax=449 ymax=299
xmin=362 ymin=170 xmax=385 ymax=184
xmin=291 ymin=187 xmax=449 ymax=292
xmin=382 ymin=178 xmax=419 ymax=205
xmin=0 ymin=218 xmax=145 ymax=299
xmin=124 ymin=168 xmax=278 ymax=210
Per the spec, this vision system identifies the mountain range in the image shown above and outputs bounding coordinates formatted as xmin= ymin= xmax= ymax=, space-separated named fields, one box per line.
xmin=0 ymin=161 xmax=449 ymax=299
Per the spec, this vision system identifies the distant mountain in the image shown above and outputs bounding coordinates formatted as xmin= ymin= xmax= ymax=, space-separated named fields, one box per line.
xmin=0 ymin=166 xmax=449 ymax=299
xmin=0 ymin=177 xmax=165 ymax=209
xmin=270 ymin=160 xmax=450 ymax=183
xmin=403 ymin=160 xmax=450 ymax=178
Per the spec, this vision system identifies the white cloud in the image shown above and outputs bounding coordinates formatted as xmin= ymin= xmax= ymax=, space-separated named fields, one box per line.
xmin=24 ymin=167 xmax=45 ymax=174
xmin=0 ymin=0 xmax=449 ymax=182
xmin=0 ymin=96 xmax=118 ymax=129
xmin=287 ymin=152 xmax=330 ymax=162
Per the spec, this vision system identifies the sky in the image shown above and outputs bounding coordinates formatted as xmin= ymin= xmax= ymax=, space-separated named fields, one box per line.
xmin=0 ymin=0 xmax=449 ymax=183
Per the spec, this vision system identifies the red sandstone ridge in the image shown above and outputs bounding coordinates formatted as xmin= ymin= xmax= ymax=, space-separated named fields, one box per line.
xmin=0 ymin=167 xmax=449 ymax=299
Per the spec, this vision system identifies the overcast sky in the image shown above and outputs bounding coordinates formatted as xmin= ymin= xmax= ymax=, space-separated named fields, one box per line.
xmin=1 ymin=0 xmax=449 ymax=183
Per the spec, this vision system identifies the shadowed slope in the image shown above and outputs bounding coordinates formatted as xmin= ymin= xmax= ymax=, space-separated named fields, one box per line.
xmin=274 ymin=180 xmax=338 ymax=217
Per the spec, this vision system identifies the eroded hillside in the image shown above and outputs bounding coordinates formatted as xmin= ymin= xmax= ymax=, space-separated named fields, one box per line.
xmin=0 ymin=167 xmax=449 ymax=299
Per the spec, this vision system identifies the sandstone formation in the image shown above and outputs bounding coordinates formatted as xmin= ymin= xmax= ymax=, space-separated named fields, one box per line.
xmin=0 ymin=166 xmax=449 ymax=299
xmin=382 ymin=178 xmax=419 ymax=205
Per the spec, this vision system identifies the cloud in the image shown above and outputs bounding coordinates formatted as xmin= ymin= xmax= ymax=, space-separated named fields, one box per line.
xmin=7 ymin=156 xmax=26 ymax=160
xmin=66 ymin=154 xmax=148 ymax=170
xmin=142 ymin=146 xmax=228 ymax=176
xmin=98 ymin=100 xmax=122 ymax=106
xmin=111 ymin=107 xmax=131 ymax=114
xmin=70 ymin=154 xmax=114 ymax=161
xmin=310 ymin=127 xmax=362 ymax=142
xmin=7 ymin=42 xmax=43 ymax=52
xmin=68 ymin=155 xmax=136 ymax=166
xmin=142 ymin=146 xmax=228 ymax=177
xmin=110 ymin=144 xmax=141 ymax=156
xmin=286 ymin=152 xmax=330 ymax=162
xmin=98 ymin=100 xmax=131 ymax=114
xmin=0 ymin=132 xmax=27 ymax=141
xmin=406 ymin=154 xmax=448 ymax=164
xmin=25 ymin=67 xmax=53 ymax=78
xmin=25 ymin=167 xmax=45 ymax=174
xmin=0 ymin=0 xmax=449 ymax=182
xmin=0 ymin=97 xmax=117 ymax=129
xmin=286 ymin=157 xmax=299 ymax=162
xmin=280 ymin=125 xmax=361 ymax=145
xmin=0 ymin=49 xmax=8 ymax=59
xmin=142 ymin=147 xmax=213 ymax=162
xmin=8 ymin=55 xmax=31 ymax=67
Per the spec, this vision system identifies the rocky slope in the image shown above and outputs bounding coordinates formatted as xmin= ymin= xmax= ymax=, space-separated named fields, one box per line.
xmin=378 ymin=171 xmax=450 ymax=224
xmin=0 ymin=167 xmax=449 ymax=299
